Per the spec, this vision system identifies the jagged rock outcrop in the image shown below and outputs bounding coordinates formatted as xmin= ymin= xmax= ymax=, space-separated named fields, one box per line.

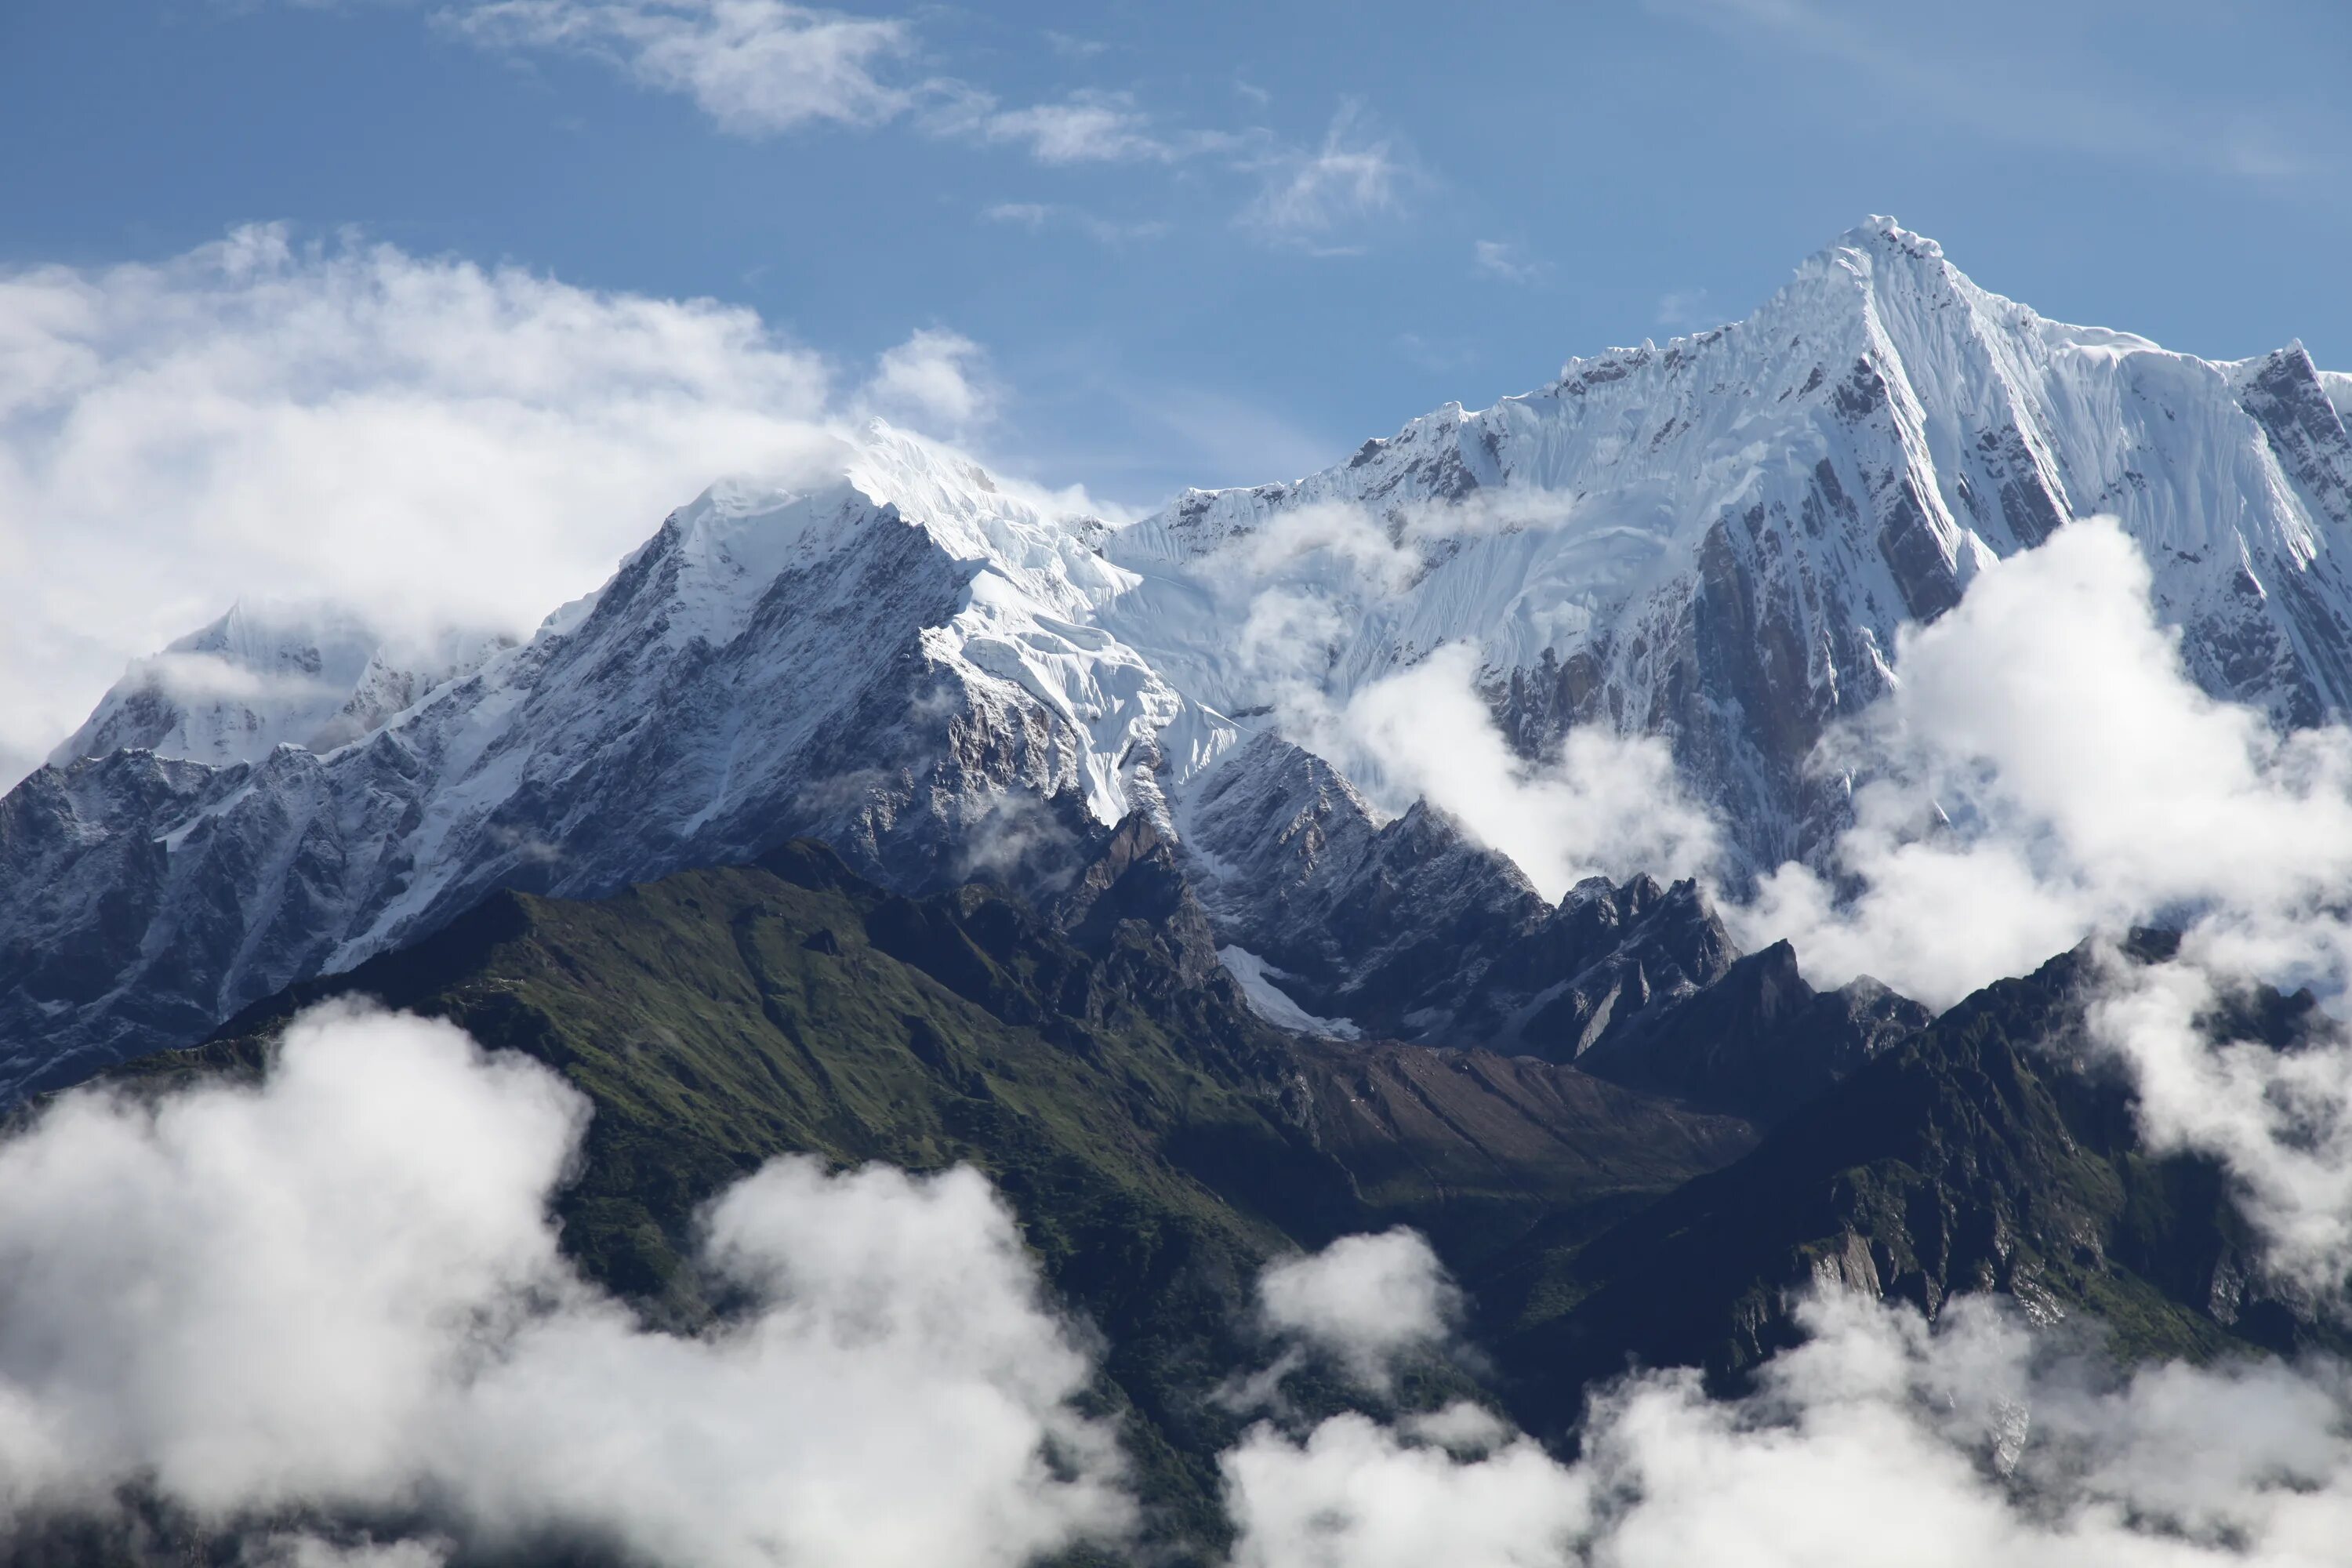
xmin=1106 ymin=219 xmax=2352 ymax=878
xmin=8 ymin=219 xmax=2350 ymax=1092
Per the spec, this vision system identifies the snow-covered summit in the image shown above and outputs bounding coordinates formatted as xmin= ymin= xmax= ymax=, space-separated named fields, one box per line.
xmin=50 ymin=601 xmax=509 ymax=770
xmin=5 ymin=223 xmax=2350 ymax=1087
xmin=1101 ymin=215 xmax=2352 ymax=869
xmin=0 ymin=422 xmax=1232 ymax=1096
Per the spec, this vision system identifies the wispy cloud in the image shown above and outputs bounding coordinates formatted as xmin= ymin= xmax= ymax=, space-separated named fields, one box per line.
xmin=1654 ymin=0 xmax=2338 ymax=187
xmin=981 ymin=201 xmax=1167 ymax=246
xmin=441 ymin=1 xmax=1215 ymax=167
xmin=926 ymin=86 xmax=1189 ymax=165
xmin=1655 ymin=286 xmax=1713 ymax=329
xmin=406 ymin=5 xmax=1437 ymax=245
xmin=443 ymin=0 xmax=913 ymax=133
xmin=1241 ymin=105 xmax=1412 ymax=249
xmin=1041 ymin=28 xmax=1105 ymax=61
xmin=1471 ymin=239 xmax=1543 ymax=284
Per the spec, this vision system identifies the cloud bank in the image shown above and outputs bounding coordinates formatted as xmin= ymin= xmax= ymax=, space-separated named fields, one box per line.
xmin=0 ymin=1001 xmax=1128 ymax=1567
xmin=0 ymin=226 xmax=1018 ymax=789
xmin=1734 ymin=516 xmax=2352 ymax=1010
xmin=9 ymin=996 xmax=2352 ymax=1566
xmin=1201 ymin=504 xmax=2352 ymax=1308
xmin=1226 ymin=1284 xmax=2352 ymax=1568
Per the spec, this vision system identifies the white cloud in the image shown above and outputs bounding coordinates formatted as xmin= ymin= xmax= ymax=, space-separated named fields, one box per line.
xmin=1257 ymin=1229 xmax=1461 ymax=1392
xmin=860 ymin=327 xmax=998 ymax=433
xmin=1235 ymin=499 xmax=1424 ymax=594
xmin=1730 ymin=517 xmax=2352 ymax=1009
xmin=931 ymin=88 xmax=1174 ymax=164
xmin=1332 ymin=644 xmax=1723 ymax=899
xmin=442 ymin=2 xmax=1223 ymax=170
xmin=1041 ymin=29 xmax=1106 ymax=61
xmin=2089 ymin=949 xmax=2352 ymax=1299
xmin=982 ymin=200 xmax=1051 ymax=228
xmin=0 ymin=227 xmax=1022 ymax=788
xmin=16 ymin=998 xmax=2352 ymax=1568
xmin=1472 ymin=239 xmax=1543 ymax=284
xmin=1242 ymin=106 xmax=1409 ymax=246
xmin=444 ymin=0 xmax=914 ymax=135
xmin=0 ymin=1000 xmax=1131 ymax=1565
xmin=1673 ymin=514 xmax=2352 ymax=1297
xmin=1225 ymin=1286 xmax=2352 ymax=1568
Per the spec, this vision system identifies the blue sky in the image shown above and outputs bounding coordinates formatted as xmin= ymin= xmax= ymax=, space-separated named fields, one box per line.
xmin=3 ymin=0 xmax=2351 ymax=779
xmin=7 ymin=0 xmax=2349 ymax=502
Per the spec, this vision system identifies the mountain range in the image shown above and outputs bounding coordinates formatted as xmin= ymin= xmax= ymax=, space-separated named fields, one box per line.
xmin=6 ymin=215 xmax=2350 ymax=1563
xmin=9 ymin=216 xmax=2349 ymax=1097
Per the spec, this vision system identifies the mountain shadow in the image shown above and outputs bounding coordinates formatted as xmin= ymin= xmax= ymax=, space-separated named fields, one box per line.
xmin=103 ymin=824 xmax=1755 ymax=1559
xmin=1479 ymin=936 xmax=2348 ymax=1440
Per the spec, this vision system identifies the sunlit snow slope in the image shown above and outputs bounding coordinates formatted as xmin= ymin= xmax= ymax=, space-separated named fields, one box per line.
xmin=4 ymin=219 xmax=2347 ymax=1089
xmin=1103 ymin=219 xmax=2352 ymax=869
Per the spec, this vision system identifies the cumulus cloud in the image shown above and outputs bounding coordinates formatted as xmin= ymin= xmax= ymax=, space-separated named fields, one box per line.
xmin=1257 ymin=1229 xmax=1461 ymax=1392
xmin=442 ymin=0 xmax=915 ymax=134
xmin=1165 ymin=487 xmax=1720 ymax=896
xmin=1236 ymin=499 xmax=1424 ymax=593
xmin=1731 ymin=517 xmax=2352 ymax=1009
xmin=1202 ymin=503 xmax=2352 ymax=1306
xmin=859 ymin=327 xmax=999 ymax=434
xmin=1586 ymin=514 xmax=2352 ymax=1298
xmin=1225 ymin=1286 xmax=2352 ymax=1568
xmin=1333 ymin=644 xmax=1722 ymax=898
xmin=0 ymin=1001 xmax=1129 ymax=1566
xmin=0 ymin=226 xmax=1028 ymax=788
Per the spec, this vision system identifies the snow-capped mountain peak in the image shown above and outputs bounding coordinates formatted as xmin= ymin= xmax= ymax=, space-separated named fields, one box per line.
xmin=5 ymin=222 xmax=2349 ymax=1091
xmin=1101 ymin=216 xmax=2352 ymax=874
xmin=50 ymin=599 xmax=510 ymax=771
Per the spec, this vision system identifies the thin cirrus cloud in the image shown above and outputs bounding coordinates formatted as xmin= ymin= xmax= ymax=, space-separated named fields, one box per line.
xmin=1652 ymin=0 xmax=2343 ymax=187
xmin=441 ymin=0 xmax=917 ymax=134
xmin=1654 ymin=286 xmax=1713 ymax=328
xmin=1471 ymin=239 xmax=1544 ymax=284
xmin=434 ymin=2 xmax=1411 ymax=240
xmin=1240 ymin=105 xmax=1414 ymax=249
xmin=979 ymin=201 xmax=1169 ymax=247
xmin=441 ymin=0 xmax=1220 ymax=165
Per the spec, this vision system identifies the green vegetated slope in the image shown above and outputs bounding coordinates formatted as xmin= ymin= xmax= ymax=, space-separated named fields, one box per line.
xmin=1486 ymin=939 xmax=2347 ymax=1436
xmin=149 ymin=834 xmax=1755 ymax=1549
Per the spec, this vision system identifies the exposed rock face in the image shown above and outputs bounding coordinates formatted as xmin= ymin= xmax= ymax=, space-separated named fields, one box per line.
xmin=7 ymin=220 xmax=2352 ymax=1092
xmin=1577 ymin=940 xmax=1931 ymax=1123
xmin=1487 ymin=942 xmax=2339 ymax=1434
xmin=0 ymin=429 xmax=1232 ymax=1098
xmin=1176 ymin=731 xmax=1738 ymax=1054
xmin=1104 ymin=219 xmax=2352 ymax=878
